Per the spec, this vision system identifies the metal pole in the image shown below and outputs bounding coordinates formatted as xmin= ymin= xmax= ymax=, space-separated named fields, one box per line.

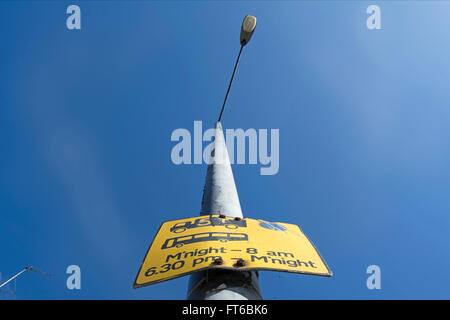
xmin=0 ymin=267 xmax=30 ymax=289
xmin=187 ymin=14 xmax=260 ymax=300
xmin=186 ymin=122 xmax=262 ymax=300
xmin=218 ymin=45 xmax=243 ymax=122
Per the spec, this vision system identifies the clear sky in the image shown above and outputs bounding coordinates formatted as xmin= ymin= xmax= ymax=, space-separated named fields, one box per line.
xmin=1 ymin=1 xmax=450 ymax=299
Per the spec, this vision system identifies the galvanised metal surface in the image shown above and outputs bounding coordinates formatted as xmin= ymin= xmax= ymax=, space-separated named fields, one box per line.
xmin=187 ymin=122 xmax=262 ymax=300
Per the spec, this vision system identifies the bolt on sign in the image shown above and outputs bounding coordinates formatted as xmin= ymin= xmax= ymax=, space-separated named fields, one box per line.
xmin=133 ymin=215 xmax=332 ymax=288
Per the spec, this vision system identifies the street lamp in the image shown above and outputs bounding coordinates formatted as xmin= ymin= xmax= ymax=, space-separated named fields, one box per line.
xmin=187 ymin=15 xmax=262 ymax=300
xmin=240 ymin=15 xmax=257 ymax=46
xmin=218 ymin=15 xmax=257 ymax=122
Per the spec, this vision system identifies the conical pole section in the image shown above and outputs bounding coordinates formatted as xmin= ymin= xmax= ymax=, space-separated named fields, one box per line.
xmin=187 ymin=122 xmax=262 ymax=300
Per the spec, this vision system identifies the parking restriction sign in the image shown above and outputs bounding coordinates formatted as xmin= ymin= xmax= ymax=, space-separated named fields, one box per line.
xmin=133 ymin=215 xmax=332 ymax=288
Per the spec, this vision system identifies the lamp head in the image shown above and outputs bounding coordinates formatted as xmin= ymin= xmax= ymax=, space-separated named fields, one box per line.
xmin=240 ymin=15 xmax=257 ymax=46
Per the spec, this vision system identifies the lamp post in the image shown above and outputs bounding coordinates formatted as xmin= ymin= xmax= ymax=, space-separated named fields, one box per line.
xmin=187 ymin=15 xmax=262 ymax=300
xmin=218 ymin=15 xmax=257 ymax=122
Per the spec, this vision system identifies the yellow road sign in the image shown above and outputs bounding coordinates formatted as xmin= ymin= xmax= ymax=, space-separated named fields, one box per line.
xmin=133 ymin=215 xmax=332 ymax=288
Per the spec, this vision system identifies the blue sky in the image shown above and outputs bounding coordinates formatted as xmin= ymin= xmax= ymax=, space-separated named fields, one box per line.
xmin=1 ymin=1 xmax=450 ymax=299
